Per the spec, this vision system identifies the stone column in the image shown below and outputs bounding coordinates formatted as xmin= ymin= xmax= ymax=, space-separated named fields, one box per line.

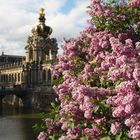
xmin=46 ymin=55 xmax=49 ymax=61
xmin=33 ymin=47 xmax=38 ymax=62
xmin=49 ymin=50 xmax=52 ymax=60
xmin=38 ymin=68 xmax=42 ymax=84
xmin=21 ymin=71 xmax=25 ymax=88
xmin=38 ymin=48 xmax=43 ymax=62
xmin=35 ymin=69 xmax=38 ymax=85
xmin=46 ymin=69 xmax=48 ymax=83
xmin=20 ymin=73 xmax=22 ymax=83
xmin=33 ymin=63 xmax=38 ymax=85
xmin=23 ymin=65 xmax=30 ymax=87
xmin=0 ymin=74 xmax=1 ymax=83
xmin=25 ymin=50 xmax=30 ymax=62
xmin=31 ymin=69 xmax=34 ymax=85
xmin=22 ymin=71 xmax=26 ymax=85
xmin=28 ymin=70 xmax=31 ymax=86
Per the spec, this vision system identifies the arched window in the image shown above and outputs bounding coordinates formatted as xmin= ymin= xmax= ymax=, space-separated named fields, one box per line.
xmin=9 ymin=74 xmax=11 ymax=82
xmin=12 ymin=74 xmax=14 ymax=82
xmin=21 ymin=72 xmax=23 ymax=82
xmin=3 ymin=75 xmax=5 ymax=82
xmin=1 ymin=75 xmax=4 ymax=82
xmin=18 ymin=73 xmax=20 ymax=82
xmin=43 ymin=70 xmax=46 ymax=81
xmin=15 ymin=73 xmax=17 ymax=82
xmin=0 ymin=75 xmax=1 ymax=83
xmin=29 ymin=69 xmax=31 ymax=84
xmin=5 ymin=75 xmax=8 ymax=82
xmin=48 ymin=69 xmax=51 ymax=82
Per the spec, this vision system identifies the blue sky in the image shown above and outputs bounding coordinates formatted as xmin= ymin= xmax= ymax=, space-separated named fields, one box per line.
xmin=0 ymin=0 xmax=90 ymax=55
xmin=60 ymin=0 xmax=76 ymax=14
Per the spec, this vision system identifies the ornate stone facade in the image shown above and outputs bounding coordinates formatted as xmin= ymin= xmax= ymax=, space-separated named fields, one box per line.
xmin=0 ymin=8 xmax=58 ymax=109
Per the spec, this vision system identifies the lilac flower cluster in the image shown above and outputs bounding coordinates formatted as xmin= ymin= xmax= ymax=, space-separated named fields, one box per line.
xmin=128 ymin=0 xmax=140 ymax=7
xmin=38 ymin=0 xmax=140 ymax=139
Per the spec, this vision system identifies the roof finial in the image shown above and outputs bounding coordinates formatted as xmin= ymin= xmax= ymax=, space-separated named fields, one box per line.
xmin=39 ymin=7 xmax=46 ymax=23
xmin=40 ymin=7 xmax=45 ymax=17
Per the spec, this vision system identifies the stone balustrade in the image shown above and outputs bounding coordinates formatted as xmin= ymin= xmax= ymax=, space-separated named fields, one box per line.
xmin=0 ymin=61 xmax=23 ymax=69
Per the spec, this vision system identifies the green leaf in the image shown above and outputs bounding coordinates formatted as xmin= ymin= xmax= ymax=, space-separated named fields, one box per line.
xmin=51 ymin=102 xmax=55 ymax=109
xmin=40 ymin=112 xmax=46 ymax=118
xmin=80 ymin=123 xmax=87 ymax=129
xmin=52 ymin=76 xmax=64 ymax=85
xmin=100 ymin=136 xmax=111 ymax=140
xmin=80 ymin=137 xmax=89 ymax=140
xmin=115 ymin=132 xmax=122 ymax=140
xmin=99 ymin=101 xmax=110 ymax=110
xmin=94 ymin=105 xmax=100 ymax=113
xmin=48 ymin=135 xmax=55 ymax=140
xmin=32 ymin=123 xmax=38 ymax=129
xmin=70 ymin=122 xmax=75 ymax=130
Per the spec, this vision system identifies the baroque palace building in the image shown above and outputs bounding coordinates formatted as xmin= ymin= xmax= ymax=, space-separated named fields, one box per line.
xmin=0 ymin=8 xmax=58 ymax=109
xmin=0 ymin=8 xmax=58 ymax=89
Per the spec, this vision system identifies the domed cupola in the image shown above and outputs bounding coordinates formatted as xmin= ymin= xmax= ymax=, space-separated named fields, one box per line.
xmin=32 ymin=8 xmax=52 ymax=38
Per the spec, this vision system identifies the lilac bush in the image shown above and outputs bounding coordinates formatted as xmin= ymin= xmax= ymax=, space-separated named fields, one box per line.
xmin=37 ymin=0 xmax=140 ymax=139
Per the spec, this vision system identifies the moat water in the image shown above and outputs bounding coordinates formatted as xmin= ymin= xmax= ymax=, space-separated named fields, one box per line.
xmin=0 ymin=105 xmax=41 ymax=140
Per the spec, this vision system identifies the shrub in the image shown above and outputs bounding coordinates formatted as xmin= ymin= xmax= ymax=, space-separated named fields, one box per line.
xmin=37 ymin=0 xmax=140 ymax=139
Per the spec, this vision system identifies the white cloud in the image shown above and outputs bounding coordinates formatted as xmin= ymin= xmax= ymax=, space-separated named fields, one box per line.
xmin=49 ymin=0 xmax=90 ymax=37
xmin=44 ymin=0 xmax=67 ymax=14
xmin=0 ymin=0 xmax=90 ymax=55
xmin=48 ymin=0 xmax=90 ymax=54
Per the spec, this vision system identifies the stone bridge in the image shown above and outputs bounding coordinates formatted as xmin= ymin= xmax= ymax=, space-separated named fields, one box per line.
xmin=0 ymin=85 xmax=31 ymax=109
xmin=0 ymin=81 xmax=55 ymax=110
xmin=0 ymin=88 xmax=28 ymax=96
